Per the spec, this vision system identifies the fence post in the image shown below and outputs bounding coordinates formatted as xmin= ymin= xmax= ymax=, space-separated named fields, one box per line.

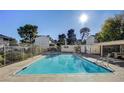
xmin=31 ymin=44 xmax=33 ymax=57
xmin=22 ymin=47 xmax=24 ymax=61
xmin=3 ymin=46 xmax=6 ymax=66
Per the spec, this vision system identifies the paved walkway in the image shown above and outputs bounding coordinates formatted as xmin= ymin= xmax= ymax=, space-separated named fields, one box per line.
xmin=0 ymin=55 xmax=124 ymax=82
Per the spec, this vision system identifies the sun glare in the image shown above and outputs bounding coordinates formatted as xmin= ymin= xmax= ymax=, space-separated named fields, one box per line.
xmin=79 ymin=13 xmax=88 ymax=24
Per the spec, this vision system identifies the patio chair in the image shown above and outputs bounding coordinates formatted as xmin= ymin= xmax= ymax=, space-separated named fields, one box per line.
xmin=108 ymin=58 xmax=123 ymax=63
xmin=94 ymin=54 xmax=116 ymax=72
xmin=95 ymin=53 xmax=111 ymax=68
xmin=113 ymin=52 xmax=121 ymax=58
xmin=99 ymin=53 xmax=111 ymax=62
xmin=101 ymin=53 xmax=123 ymax=63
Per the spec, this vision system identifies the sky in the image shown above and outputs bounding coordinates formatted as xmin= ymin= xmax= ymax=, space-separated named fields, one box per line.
xmin=0 ymin=10 xmax=122 ymax=41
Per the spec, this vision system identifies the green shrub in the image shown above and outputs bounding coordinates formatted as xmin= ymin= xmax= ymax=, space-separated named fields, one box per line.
xmin=74 ymin=46 xmax=81 ymax=53
xmin=25 ymin=46 xmax=44 ymax=56
xmin=0 ymin=55 xmax=4 ymax=65
xmin=5 ymin=51 xmax=27 ymax=62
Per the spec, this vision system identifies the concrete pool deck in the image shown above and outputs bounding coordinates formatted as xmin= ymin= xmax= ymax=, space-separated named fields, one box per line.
xmin=0 ymin=55 xmax=124 ymax=82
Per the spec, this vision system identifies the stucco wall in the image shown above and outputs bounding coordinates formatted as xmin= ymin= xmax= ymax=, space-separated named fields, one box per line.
xmin=80 ymin=45 xmax=86 ymax=53
xmin=90 ymin=44 xmax=101 ymax=54
xmin=85 ymin=45 xmax=92 ymax=54
xmin=81 ymin=44 xmax=100 ymax=54
xmin=61 ymin=44 xmax=101 ymax=54
xmin=61 ymin=45 xmax=76 ymax=52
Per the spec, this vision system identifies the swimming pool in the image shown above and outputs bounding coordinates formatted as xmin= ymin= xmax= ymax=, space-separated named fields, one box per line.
xmin=17 ymin=54 xmax=111 ymax=75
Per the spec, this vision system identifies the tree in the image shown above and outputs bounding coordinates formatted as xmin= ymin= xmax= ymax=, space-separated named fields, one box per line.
xmin=96 ymin=13 xmax=124 ymax=42
xmin=67 ymin=29 xmax=77 ymax=45
xmin=53 ymin=40 xmax=58 ymax=44
xmin=58 ymin=34 xmax=66 ymax=45
xmin=17 ymin=24 xmax=38 ymax=44
xmin=80 ymin=27 xmax=90 ymax=41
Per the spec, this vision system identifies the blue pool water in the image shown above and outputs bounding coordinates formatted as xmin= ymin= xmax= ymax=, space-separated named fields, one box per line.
xmin=17 ymin=54 xmax=111 ymax=75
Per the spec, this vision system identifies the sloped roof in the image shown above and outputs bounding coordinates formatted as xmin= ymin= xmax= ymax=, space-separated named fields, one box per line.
xmin=0 ymin=34 xmax=15 ymax=40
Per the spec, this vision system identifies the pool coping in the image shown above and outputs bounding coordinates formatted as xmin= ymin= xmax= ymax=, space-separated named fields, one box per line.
xmin=74 ymin=54 xmax=113 ymax=72
xmin=0 ymin=54 xmax=124 ymax=82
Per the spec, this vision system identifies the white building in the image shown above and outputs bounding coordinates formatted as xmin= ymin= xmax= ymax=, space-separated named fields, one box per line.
xmin=34 ymin=35 xmax=55 ymax=49
xmin=84 ymin=35 xmax=98 ymax=54
xmin=86 ymin=35 xmax=98 ymax=45
xmin=0 ymin=34 xmax=16 ymax=48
